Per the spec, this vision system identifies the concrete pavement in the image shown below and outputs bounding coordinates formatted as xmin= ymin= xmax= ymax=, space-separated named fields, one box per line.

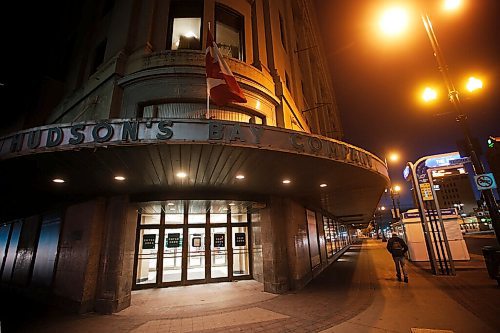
xmin=3 ymin=239 xmax=499 ymax=332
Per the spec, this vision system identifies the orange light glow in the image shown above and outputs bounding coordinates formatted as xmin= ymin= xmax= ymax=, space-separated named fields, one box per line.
xmin=379 ymin=7 xmax=409 ymax=36
xmin=422 ymin=87 xmax=438 ymax=102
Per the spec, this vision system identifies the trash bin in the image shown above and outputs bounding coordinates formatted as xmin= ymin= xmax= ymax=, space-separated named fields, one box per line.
xmin=482 ymin=246 xmax=500 ymax=285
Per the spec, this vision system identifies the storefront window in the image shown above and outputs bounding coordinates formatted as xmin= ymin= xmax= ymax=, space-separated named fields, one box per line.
xmin=307 ymin=210 xmax=321 ymax=268
xmin=140 ymin=213 xmax=161 ymax=225
xmin=31 ymin=215 xmax=61 ymax=288
xmin=231 ymin=204 xmax=248 ymax=223
xmin=210 ymin=213 xmax=228 ymax=224
xmin=0 ymin=224 xmax=11 ymax=272
xmin=168 ymin=1 xmax=203 ymax=50
xmin=215 ymin=4 xmax=244 ymax=60
xmin=1 ymin=221 xmax=22 ymax=283
xmin=188 ymin=214 xmax=205 ymax=224
xmin=165 ymin=201 xmax=184 ymax=225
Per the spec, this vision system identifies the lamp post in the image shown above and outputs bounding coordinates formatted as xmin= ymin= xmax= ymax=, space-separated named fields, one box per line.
xmin=419 ymin=11 xmax=500 ymax=245
xmin=380 ymin=3 xmax=500 ymax=245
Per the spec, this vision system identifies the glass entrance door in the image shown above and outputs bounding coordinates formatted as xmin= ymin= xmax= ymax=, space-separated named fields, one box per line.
xmin=136 ymin=229 xmax=159 ymax=285
xmin=134 ymin=200 xmax=255 ymax=289
xmin=187 ymin=228 xmax=205 ymax=281
xmin=163 ymin=228 xmax=183 ymax=283
xmin=211 ymin=227 xmax=228 ymax=278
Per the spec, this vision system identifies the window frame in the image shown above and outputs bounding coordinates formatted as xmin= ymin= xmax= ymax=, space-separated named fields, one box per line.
xmin=166 ymin=0 xmax=204 ymax=51
xmin=214 ymin=3 xmax=245 ymax=61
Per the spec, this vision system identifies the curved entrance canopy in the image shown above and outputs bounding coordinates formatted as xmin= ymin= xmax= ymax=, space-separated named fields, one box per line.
xmin=0 ymin=119 xmax=389 ymax=226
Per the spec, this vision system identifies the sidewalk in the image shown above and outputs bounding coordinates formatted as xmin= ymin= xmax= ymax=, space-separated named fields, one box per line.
xmin=4 ymin=239 xmax=499 ymax=332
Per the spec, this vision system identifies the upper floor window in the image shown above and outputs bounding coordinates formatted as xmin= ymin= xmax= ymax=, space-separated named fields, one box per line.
xmin=91 ymin=38 xmax=107 ymax=74
xmin=215 ymin=5 xmax=244 ymax=61
xmin=167 ymin=0 xmax=203 ymax=50
xmin=279 ymin=13 xmax=286 ymax=51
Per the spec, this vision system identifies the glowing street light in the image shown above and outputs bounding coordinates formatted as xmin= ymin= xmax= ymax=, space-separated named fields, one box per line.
xmin=379 ymin=7 xmax=409 ymax=36
xmin=466 ymin=77 xmax=483 ymax=92
xmin=388 ymin=152 xmax=400 ymax=162
xmin=377 ymin=1 xmax=500 ymax=245
xmin=422 ymin=87 xmax=438 ymax=102
xmin=443 ymin=0 xmax=461 ymax=11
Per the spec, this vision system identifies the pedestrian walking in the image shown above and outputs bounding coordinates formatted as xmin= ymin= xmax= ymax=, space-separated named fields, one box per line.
xmin=386 ymin=233 xmax=409 ymax=282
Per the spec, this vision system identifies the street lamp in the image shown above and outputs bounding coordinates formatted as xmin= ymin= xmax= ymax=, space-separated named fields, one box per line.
xmin=390 ymin=185 xmax=402 ymax=223
xmin=379 ymin=2 xmax=500 ymax=245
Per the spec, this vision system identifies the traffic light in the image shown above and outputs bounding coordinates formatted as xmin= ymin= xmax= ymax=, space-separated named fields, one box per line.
xmin=488 ymin=137 xmax=495 ymax=149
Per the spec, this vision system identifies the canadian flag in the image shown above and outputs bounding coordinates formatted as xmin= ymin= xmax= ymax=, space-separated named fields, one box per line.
xmin=205 ymin=29 xmax=247 ymax=106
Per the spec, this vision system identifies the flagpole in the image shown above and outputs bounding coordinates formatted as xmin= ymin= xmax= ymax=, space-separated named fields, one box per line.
xmin=206 ymin=22 xmax=211 ymax=120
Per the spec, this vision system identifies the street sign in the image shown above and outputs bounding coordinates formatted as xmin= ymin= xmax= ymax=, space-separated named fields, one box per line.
xmin=448 ymin=157 xmax=471 ymax=165
xmin=419 ymin=183 xmax=434 ymax=201
xmin=474 ymin=173 xmax=497 ymax=190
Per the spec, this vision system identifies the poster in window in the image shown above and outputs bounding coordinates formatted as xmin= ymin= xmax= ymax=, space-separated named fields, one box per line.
xmin=214 ymin=233 xmax=225 ymax=247
xmin=235 ymin=233 xmax=246 ymax=246
xmin=167 ymin=233 xmax=180 ymax=248
xmin=142 ymin=234 xmax=156 ymax=249
xmin=192 ymin=236 xmax=202 ymax=248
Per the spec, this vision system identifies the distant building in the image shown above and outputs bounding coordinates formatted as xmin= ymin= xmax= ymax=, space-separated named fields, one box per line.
xmin=0 ymin=0 xmax=388 ymax=314
xmin=433 ymin=169 xmax=477 ymax=215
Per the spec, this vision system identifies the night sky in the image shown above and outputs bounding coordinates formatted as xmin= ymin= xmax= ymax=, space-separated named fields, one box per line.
xmin=1 ymin=1 xmax=498 ymax=210
xmin=315 ymin=0 xmax=500 ymax=208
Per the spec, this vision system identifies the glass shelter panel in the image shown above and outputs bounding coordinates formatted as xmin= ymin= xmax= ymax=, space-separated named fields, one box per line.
xmin=211 ymin=227 xmax=228 ymax=278
xmin=136 ymin=229 xmax=159 ymax=285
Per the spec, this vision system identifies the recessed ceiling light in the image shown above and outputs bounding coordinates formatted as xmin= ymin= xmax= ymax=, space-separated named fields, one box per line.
xmin=176 ymin=172 xmax=187 ymax=178
xmin=282 ymin=179 xmax=291 ymax=184
xmin=236 ymin=174 xmax=245 ymax=179
xmin=114 ymin=176 xmax=126 ymax=181
xmin=320 ymin=183 xmax=327 ymax=188
xmin=229 ymin=203 xmax=236 ymax=206
xmin=53 ymin=178 xmax=65 ymax=183
xmin=167 ymin=202 xmax=175 ymax=206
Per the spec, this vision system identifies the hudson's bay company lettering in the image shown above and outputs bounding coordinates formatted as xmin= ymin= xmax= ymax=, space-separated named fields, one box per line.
xmin=1 ymin=120 xmax=373 ymax=169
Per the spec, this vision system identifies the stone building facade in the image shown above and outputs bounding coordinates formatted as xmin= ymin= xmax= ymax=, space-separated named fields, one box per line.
xmin=0 ymin=0 xmax=388 ymax=314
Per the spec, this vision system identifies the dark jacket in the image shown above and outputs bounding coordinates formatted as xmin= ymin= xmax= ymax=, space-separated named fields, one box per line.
xmin=386 ymin=236 xmax=408 ymax=257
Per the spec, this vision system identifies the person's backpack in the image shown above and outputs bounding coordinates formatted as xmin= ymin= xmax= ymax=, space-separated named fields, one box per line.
xmin=391 ymin=239 xmax=404 ymax=257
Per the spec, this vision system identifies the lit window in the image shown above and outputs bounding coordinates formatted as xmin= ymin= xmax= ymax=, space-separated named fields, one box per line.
xmin=167 ymin=1 xmax=203 ymax=50
xmin=215 ymin=4 xmax=244 ymax=60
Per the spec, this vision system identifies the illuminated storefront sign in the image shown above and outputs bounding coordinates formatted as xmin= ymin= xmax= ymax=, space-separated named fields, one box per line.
xmin=0 ymin=119 xmax=377 ymax=171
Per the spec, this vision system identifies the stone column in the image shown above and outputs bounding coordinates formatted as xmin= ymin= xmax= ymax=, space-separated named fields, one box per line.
xmin=53 ymin=198 xmax=106 ymax=313
xmin=94 ymin=195 xmax=137 ymax=314
xmin=261 ymin=196 xmax=289 ymax=293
